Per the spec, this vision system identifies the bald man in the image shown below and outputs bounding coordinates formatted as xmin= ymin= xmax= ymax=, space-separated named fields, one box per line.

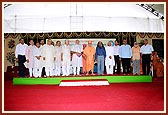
xmin=83 ymin=40 xmax=96 ymax=75
xmin=61 ymin=39 xmax=71 ymax=76
xmin=42 ymin=39 xmax=56 ymax=77
xmin=71 ymin=40 xmax=83 ymax=76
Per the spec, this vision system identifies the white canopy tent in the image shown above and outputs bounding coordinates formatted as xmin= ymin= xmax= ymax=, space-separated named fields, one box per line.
xmin=3 ymin=3 xmax=164 ymax=33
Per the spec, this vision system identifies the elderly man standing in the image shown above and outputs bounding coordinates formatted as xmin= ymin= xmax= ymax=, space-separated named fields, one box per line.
xmin=105 ymin=41 xmax=115 ymax=75
xmin=25 ymin=39 xmax=35 ymax=77
xmin=119 ymin=39 xmax=132 ymax=75
xmin=71 ymin=40 xmax=83 ymax=76
xmin=83 ymin=40 xmax=96 ymax=75
xmin=54 ymin=41 xmax=62 ymax=76
xmin=140 ymin=39 xmax=154 ymax=75
xmin=132 ymin=42 xmax=141 ymax=75
xmin=61 ymin=39 xmax=71 ymax=76
xmin=15 ymin=38 xmax=28 ymax=77
xmin=33 ymin=42 xmax=43 ymax=78
xmin=42 ymin=39 xmax=56 ymax=77
xmin=40 ymin=39 xmax=46 ymax=77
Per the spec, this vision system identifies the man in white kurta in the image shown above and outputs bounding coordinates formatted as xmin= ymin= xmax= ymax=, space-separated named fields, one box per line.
xmin=25 ymin=40 xmax=35 ymax=77
xmin=33 ymin=42 xmax=42 ymax=78
xmin=40 ymin=39 xmax=46 ymax=77
xmin=61 ymin=40 xmax=71 ymax=76
xmin=42 ymin=39 xmax=56 ymax=77
xmin=54 ymin=41 xmax=62 ymax=76
xmin=105 ymin=41 xmax=115 ymax=75
xmin=71 ymin=40 xmax=83 ymax=76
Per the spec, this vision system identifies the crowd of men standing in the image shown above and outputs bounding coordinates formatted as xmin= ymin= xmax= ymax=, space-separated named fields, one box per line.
xmin=15 ymin=38 xmax=154 ymax=78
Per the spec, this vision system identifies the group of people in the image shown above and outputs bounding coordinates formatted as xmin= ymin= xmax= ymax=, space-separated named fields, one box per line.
xmin=15 ymin=38 xmax=154 ymax=78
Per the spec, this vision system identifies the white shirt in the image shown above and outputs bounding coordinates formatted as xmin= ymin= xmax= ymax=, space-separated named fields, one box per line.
xmin=113 ymin=45 xmax=120 ymax=55
xmin=15 ymin=43 xmax=28 ymax=58
xmin=105 ymin=46 xmax=115 ymax=66
xmin=33 ymin=46 xmax=42 ymax=68
xmin=42 ymin=44 xmax=56 ymax=67
xmin=140 ymin=44 xmax=154 ymax=54
xmin=61 ymin=44 xmax=71 ymax=66
xmin=71 ymin=44 xmax=83 ymax=67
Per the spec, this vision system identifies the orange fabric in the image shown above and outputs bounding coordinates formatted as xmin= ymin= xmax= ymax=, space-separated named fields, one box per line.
xmin=82 ymin=44 xmax=87 ymax=73
xmin=132 ymin=46 xmax=140 ymax=60
xmin=152 ymin=52 xmax=158 ymax=71
xmin=156 ymin=61 xmax=164 ymax=77
xmin=83 ymin=46 xmax=96 ymax=72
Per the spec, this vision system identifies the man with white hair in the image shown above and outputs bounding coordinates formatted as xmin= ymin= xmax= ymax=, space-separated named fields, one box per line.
xmin=61 ymin=39 xmax=71 ymax=76
xmin=105 ymin=41 xmax=115 ymax=75
xmin=54 ymin=41 xmax=62 ymax=76
xmin=25 ymin=39 xmax=35 ymax=77
xmin=42 ymin=39 xmax=56 ymax=77
xmin=33 ymin=42 xmax=43 ymax=78
xmin=71 ymin=40 xmax=83 ymax=76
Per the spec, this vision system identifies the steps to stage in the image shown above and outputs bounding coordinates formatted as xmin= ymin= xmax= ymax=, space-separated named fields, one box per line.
xmin=59 ymin=79 xmax=109 ymax=86
xmin=13 ymin=75 xmax=152 ymax=85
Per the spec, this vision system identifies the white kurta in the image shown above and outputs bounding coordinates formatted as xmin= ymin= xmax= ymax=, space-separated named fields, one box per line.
xmin=42 ymin=44 xmax=56 ymax=68
xmin=40 ymin=45 xmax=45 ymax=67
xmin=61 ymin=44 xmax=71 ymax=76
xmin=105 ymin=46 xmax=115 ymax=66
xmin=71 ymin=44 xmax=83 ymax=67
xmin=61 ymin=45 xmax=71 ymax=66
xmin=25 ymin=45 xmax=35 ymax=68
xmin=55 ymin=46 xmax=62 ymax=67
xmin=33 ymin=46 xmax=42 ymax=69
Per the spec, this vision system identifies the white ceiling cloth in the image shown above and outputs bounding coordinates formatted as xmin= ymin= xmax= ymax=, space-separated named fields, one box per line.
xmin=3 ymin=3 xmax=164 ymax=33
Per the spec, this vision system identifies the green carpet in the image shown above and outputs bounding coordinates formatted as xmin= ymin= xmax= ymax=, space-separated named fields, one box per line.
xmin=13 ymin=75 xmax=152 ymax=85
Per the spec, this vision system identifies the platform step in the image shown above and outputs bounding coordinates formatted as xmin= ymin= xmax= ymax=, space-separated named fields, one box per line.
xmin=59 ymin=79 xmax=109 ymax=86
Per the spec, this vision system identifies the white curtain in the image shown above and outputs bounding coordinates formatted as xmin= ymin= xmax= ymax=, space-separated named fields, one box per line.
xmin=3 ymin=3 xmax=164 ymax=33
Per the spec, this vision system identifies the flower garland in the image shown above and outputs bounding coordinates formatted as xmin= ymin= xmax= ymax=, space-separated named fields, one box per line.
xmin=10 ymin=33 xmax=18 ymax=39
xmin=130 ymin=32 xmax=137 ymax=37
xmin=4 ymin=33 xmax=10 ymax=39
xmin=147 ymin=33 xmax=154 ymax=38
xmin=138 ymin=33 xmax=146 ymax=38
xmin=38 ymin=33 xmax=45 ymax=38
xmin=29 ymin=33 xmax=36 ymax=38
xmin=122 ymin=32 xmax=129 ymax=37
xmin=75 ymin=32 xmax=83 ymax=38
xmin=112 ymin=32 xmax=120 ymax=37
xmin=155 ymin=33 xmax=162 ymax=38
xmin=84 ymin=32 xmax=92 ymax=37
xmin=21 ymin=33 xmax=27 ymax=38
xmin=8 ymin=39 xmax=15 ymax=49
xmin=94 ymin=32 xmax=102 ymax=37
xmin=65 ymin=32 xmax=73 ymax=38
xmin=103 ymin=32 xmax=111 ymax=37
xmin=56 ymin=32 xmax=64 ymax=38
xmin=47 ymin=33 xmax=54 ymax=38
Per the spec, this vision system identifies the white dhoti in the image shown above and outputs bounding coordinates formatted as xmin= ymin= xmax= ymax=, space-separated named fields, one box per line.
xmin=105 ymin=46 xmax=115 ymax=74
xmin=71 ymin=44 xmax=83 ymax=75
xmin=54 ymin=46 xmax=62 ymax=76
xmin=42 ymin=44 xmax=56 ymax=77
xmin=33 ymin=46 xmax=43 ymax=78
xmin=61 ymin=45 xmax=71 ymax=76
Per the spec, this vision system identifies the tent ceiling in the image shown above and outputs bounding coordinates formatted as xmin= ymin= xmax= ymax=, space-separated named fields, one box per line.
xmin=3 ymin=3 xmax=164 ymax=33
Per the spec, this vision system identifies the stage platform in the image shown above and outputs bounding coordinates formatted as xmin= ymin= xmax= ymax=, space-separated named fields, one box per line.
xmin=13 ymin=75 xmax=152 ymax=85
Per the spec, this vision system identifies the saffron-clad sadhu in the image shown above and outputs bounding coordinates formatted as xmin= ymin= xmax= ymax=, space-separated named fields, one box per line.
xmin=82 ymin=44 xmax=87 ymax=74
xmin=83 ymin=40 xmax=96 ymax=75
